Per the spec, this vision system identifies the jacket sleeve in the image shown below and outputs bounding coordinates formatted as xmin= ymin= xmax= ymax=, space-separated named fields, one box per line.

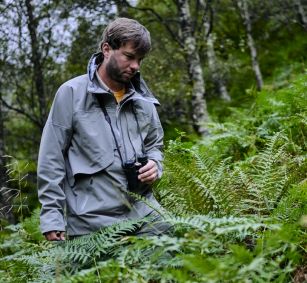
xmin=144 ymin=106 xmax=164 ymax=178
xmin=37 ymin=84 xmax=73 ymax=234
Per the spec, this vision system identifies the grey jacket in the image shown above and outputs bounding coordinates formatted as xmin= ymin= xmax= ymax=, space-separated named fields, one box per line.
xmin=37 ymin=53 xmax=164 ymax=236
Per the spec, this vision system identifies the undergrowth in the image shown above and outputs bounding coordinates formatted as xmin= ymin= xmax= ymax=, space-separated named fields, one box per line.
xmin=0 ymin=73 xmax=306 ymax=282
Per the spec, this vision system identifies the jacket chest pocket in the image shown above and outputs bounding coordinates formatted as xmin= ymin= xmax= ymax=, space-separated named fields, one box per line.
xmin=73 ymin=110 xmax=114 ymax=166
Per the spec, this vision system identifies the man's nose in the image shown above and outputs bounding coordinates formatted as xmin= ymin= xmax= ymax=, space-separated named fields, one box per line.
xmin=130 ymin=60 xmax=140 ymax=71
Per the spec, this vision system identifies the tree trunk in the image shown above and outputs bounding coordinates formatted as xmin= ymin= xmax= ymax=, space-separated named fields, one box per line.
xmin=200 ymin=0 xmax=231 ymax=102
xmin=25 ymin=0 xmax=47 ymax=130
xmin=238 ymin=0 xmax=263 ymax=91
xmin=177 ymin=0 xmax=209 ymax=136
xmin=295 ymin=0 xmax=307 ymax=30
xmin=207 ymin=33 xmax=231 ymax=101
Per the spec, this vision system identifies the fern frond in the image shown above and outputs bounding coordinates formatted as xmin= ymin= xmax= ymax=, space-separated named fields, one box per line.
xmin=159 ymin=145 xmax=239 ymax=216
xmin=166 ymin=159 xmax=219 ymax=212
xmin=161 ymin=214 xmax=280 ymax=236
xmin=256 ymin=136 xmax=289 ymax=208
xmin=63 ymin=218 xmax=144 ymax=263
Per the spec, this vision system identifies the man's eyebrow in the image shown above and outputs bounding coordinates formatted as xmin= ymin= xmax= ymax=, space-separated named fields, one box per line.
xmin=123 ymin=51 xmax=145 ymax=60
xmin=123 ymin=51 xmax=136 ymax=56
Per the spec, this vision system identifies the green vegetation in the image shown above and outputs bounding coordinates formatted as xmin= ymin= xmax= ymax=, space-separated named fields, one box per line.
xmin=0 ymin=73 xmax=306 ymax=282
xmin=1 ymin=0 xmax=306 ymax=281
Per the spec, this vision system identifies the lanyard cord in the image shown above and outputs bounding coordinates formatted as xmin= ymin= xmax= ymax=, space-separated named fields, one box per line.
xmin=95 ymin=93 xmax=124 ymax=166
xmin=123 ymin=112 xmax=136 ymax=161
xmin=95 ymin=93 xmax=146 ymax=163
xmin=131 ymin=103 xmax=146 ymax=155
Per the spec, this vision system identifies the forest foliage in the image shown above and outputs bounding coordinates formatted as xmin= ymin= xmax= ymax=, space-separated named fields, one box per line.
xmin=0 ymin=0 xmax=306 ymax=282
xmin=0 ymin=73 xmax=306 ymax=282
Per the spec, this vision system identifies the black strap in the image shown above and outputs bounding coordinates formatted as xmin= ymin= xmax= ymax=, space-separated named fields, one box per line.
xmin=131 ymin=104 xmax=146 ymax=155
xmin=95 ymin=93 xmax=124 ymax=165
xmin=95 ymin=93 xmax=147 ymax=163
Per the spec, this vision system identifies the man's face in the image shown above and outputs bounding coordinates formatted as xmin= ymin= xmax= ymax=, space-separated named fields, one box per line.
xmin=104 ymin=42 xmax=145 ymax=84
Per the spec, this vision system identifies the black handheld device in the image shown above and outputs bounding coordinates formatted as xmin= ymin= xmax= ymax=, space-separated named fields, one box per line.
xmin=123 ymin=154 xmax=148 ymax=192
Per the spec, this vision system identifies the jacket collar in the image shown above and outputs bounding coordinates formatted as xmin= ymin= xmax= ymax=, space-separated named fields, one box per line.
xmin=87 ymin=52 xmax=160 ymax=105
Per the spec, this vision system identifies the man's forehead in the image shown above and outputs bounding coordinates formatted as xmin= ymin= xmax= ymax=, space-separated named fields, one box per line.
xmin=121 ymin=41 xmax=147 ymax=56
xmin=121 ymin=41 xmax=138 ymax=50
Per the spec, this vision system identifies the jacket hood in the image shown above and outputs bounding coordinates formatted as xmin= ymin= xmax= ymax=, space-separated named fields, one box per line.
xmin=87 ymin=52 xmax=160 ymax=105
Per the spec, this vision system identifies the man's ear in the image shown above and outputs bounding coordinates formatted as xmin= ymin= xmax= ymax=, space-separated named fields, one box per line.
xmin=102 ymin=43 xmax=111 ymax=59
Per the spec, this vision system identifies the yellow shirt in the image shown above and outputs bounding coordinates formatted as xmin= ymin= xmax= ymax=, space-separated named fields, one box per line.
xmin=95 ymin=70 xmax=125 ymax=103
xmin=113 ymin=88 xmax=125 ymax=103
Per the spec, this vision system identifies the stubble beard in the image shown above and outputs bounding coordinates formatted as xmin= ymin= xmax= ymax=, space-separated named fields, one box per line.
xmin=106 ymin=56 xmax=130 ymax=85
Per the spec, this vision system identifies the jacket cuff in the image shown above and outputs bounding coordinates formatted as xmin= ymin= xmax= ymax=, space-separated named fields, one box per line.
xmin=148 ymin=154 xmax=163 ymax=179
xmin=40 ymin=209 xmax=66 ymax=234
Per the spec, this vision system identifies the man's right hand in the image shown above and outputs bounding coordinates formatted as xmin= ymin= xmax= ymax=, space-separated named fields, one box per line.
xmin=44 ymin=231 xmax=65 ymax=241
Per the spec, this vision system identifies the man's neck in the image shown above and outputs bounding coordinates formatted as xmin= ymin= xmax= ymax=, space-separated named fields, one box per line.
xmin=97 ymin=65 xmax=124 ymax=92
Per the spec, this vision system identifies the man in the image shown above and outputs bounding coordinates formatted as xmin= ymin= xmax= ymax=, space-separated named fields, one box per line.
xmin=37 ymin=18 xmax=167 ymax=241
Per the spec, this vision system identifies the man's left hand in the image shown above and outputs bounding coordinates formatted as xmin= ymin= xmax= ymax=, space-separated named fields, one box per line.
xmin=138 ymin=160 xmax=158 ymax=184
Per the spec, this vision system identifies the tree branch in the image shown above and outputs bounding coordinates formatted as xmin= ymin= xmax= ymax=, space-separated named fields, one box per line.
xmin=0 ymin=97 xmax=42 ymax=129
xmin=117 ymin=0 xmax=184 ymax=48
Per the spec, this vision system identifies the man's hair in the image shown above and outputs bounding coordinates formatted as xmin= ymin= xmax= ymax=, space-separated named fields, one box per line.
xmin=99 ymin=17 xmax=151 ymax=55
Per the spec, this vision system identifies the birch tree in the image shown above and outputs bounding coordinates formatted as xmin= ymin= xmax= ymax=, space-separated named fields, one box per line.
xmin=200 ymin=0 xmax=230 ymax=101
xmin=237 ymin=0 xmax=263 ymax=91
xmin=177 ymin=0 xmax=209 ymax=136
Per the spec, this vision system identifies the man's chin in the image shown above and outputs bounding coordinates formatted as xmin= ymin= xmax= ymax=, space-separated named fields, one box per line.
xmin=120 ymin=74 xmax=134 ymax=83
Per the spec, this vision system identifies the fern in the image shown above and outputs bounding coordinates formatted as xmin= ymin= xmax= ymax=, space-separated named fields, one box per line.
xmin=157 ymin=143 xmax=239 ymax=216
xmin=1 ymin=75 xmax=306 ymax=282
xmin=232 ymin=133 xmax=291 ymax=215
xmin=1 ymin=210 xmax=303 ymax=283
xmin=0 ymin=218 xmax=144 ymax=282
xmin=158 ymin=133 xmax=291 ymax=217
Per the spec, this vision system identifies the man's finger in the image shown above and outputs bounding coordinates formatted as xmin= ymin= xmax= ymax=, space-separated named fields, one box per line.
xmin=139 ymin=171 xmax=158 ymax=183
xmin=45 ymin=231 xmax=65 ymax=241
xmin=59 ymin=232 xmax=66 ymax=241
xmin=138 ymin=160 xmax=156 ymax=174
xmin=139 ymin=167 xmax=157 ymax=180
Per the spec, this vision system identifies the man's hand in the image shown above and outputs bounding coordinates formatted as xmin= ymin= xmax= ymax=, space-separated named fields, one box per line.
xmin=45 ymin=231 xmax=65 ymax=241
xmin=138 ymin=159 xmax=158 ymax=184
